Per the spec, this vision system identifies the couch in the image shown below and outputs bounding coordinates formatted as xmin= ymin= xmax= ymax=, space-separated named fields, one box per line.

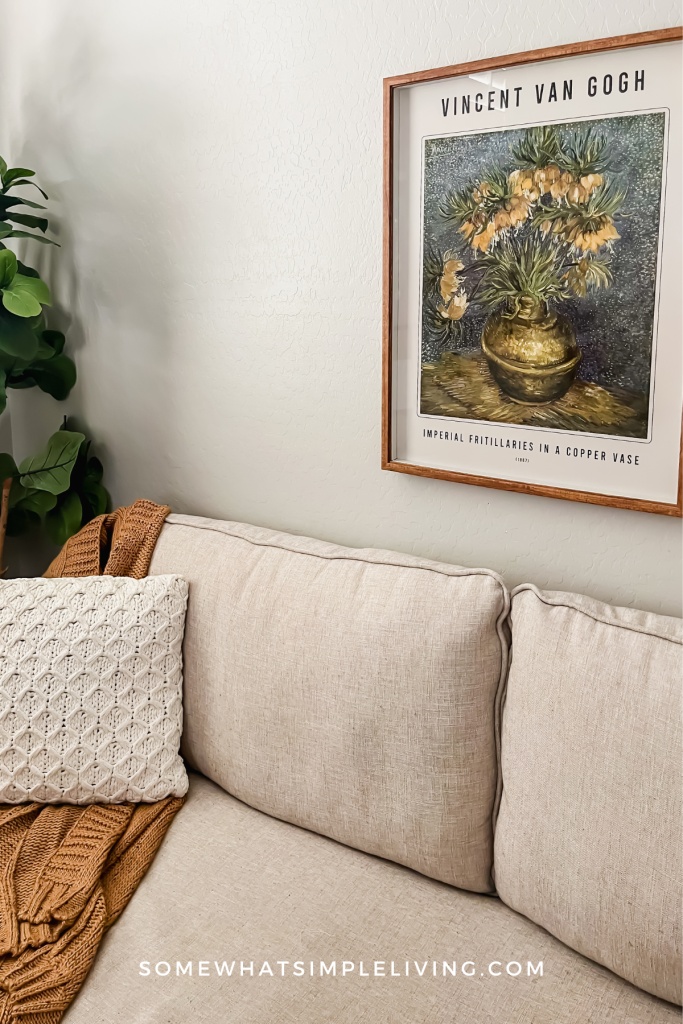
xmin=63 ymin=513 xmax=682 ymax=1023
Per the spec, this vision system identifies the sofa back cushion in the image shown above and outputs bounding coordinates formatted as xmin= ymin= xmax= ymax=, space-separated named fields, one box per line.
xmin=149 ymin=514 xmax=509 ymax=893
xmin=494 ymin=585 xmax=682 ymax=1004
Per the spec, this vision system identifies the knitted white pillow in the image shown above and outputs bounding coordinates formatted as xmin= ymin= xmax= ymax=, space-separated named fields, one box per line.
xmin=0 ymin=574 xmax=189 ymax=804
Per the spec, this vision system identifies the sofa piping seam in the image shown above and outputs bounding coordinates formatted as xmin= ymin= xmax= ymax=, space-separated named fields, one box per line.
xmin=164 ymin=516 xmax=507 ymax=587
xmin=512 ymin=584 xmax=681 ymax=646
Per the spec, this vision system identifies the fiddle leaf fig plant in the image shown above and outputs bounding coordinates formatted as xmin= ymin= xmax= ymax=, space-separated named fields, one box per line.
xmin=0 ymin=249 xmax=51 ymax=317
xmin=17 ymin=428 xmax=84 ymax=494
xmin=0 ymin=154 xmax=111 ymax=572
xmin=0 ymin=155 xmax=76 ymax=415
xmin=4 ymin=327 xmax=77 ymax=401
xmin=0 ymin=424 xmax=111 ymax=569
xmin=0 ymin=156 xmax=55 ymax=245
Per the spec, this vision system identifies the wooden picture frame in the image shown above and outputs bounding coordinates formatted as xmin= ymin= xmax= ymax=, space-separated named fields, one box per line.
xmin=382 ymin=28 xmax=683 ymax=516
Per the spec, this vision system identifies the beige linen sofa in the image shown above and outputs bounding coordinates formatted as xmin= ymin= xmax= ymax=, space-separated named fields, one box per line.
xmin=63 ymin=514 xmax=682 ymax=1023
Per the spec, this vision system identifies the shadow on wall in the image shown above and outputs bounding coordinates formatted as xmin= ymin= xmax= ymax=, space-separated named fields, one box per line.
xmin=2 ymin=6 xmax=189 ymax=576
xmin=5 ymin=533 xmax=60 ymax=580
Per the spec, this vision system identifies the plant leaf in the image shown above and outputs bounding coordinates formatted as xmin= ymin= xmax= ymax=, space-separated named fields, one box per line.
xmin=81 ymin=479 xmax=109 ymax=518
xmin=4 ymin=329 xmax=65 ymax=376
xmin=32 ymin=335 xmax=56 ymax=361
xmin=5 ymin=375 xmax=36 ymax=390
xmin=0 ymin=249 xmax=17 ymax=289
xmin=13 ymin=273 xmax=49 ymax=299
xmin=41 ymin=329 xmax=65 ymax=355
xmin=4 ymin=212 xmax=48 ymax=232
xmin=0 ymin=196 xmax=46 ymax=212
xmin=14 ymin=197 xmax=46 ymax=210
xmin=7 ymin=479 xmax=27 ymax=508
xmin=46 ymin=491 xmax=83 ymax=546
xmin=2 ymin=181 xmax=48 ymax=200
xmin=0 ymin=452 xmax=17 ymax=482
xmin=2 ymin=168 xmax=35 ymax=187
xmin=0 ymin=306 xmax=41 ymax=359
xmin=2 ymin=287 xmax=41 ymax=317
xmin=0 ymin=158 xmax=6 ymax=179
xmin=4 ymin=230 xmax=58 ymax=246
xmin=83 ymin=456 xmax=104 ymax=486
xmin=55 ymin=440 xmax=110 ymax=525
xmin=0 ymin=224 xmax=12 ymax=240
xmin=16 ymin=261 xmax=40 ymax=278
xmin=24 ymin=353 xmax=76 ymax=400
xmin=18 ymin=430 xmax=85 ymax=494
xmin=15 ymin=488 xmax=57 ymax=515
xmin=1 ymin=273 xmax=51 ymax=317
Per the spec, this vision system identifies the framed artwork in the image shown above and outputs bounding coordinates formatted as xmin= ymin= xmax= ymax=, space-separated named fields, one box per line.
xmin=382 ymin=28 xmax=682 ymax=515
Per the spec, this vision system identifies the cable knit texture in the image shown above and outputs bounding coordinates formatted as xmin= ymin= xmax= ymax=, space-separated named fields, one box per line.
xmin=0 ymin=500 xmax=185 ymax=1023
xmin=44 ymin=500 xmax=171 ymax=580
xmin=0 ymin=574 xmax=189 ymax=804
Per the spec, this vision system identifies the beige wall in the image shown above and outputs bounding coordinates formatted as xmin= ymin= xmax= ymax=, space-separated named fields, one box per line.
xmin=0 ymin=0 xmax=680 ymax=614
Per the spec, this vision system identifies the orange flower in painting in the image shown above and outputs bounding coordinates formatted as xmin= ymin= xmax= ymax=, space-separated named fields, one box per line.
xmin=471 ymin=221 xmax=497 ymax=251
xmin=562 ymin=215 xmax=620 ymax=252
xmin=429 ymin=124 xmax=625 ymax=345
xmin=580 ymin=173 xmax=604 ymax=195
xmin=575 ymin=219 xmax=620 ymax=253
xmin=567 ymin=183 xmax=589 ymax=204
xmin=437 ymin=291 xmax=468 ymax=320
xmin=439 ymin=258 xmax=465 ymax=302
xmin=506 ymin=195 xmax=531 ymax=227
xmin=550 ymin=179 xmax=570 ymax=199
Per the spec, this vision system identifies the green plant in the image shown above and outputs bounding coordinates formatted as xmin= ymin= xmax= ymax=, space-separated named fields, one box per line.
xmin=0 ymin=157 xmax=76 ymax=414
xmin=0 ymin=155 xmax=109 ymax=572
xmin=0 ymin=156 xmax=56 ymax=246
xmin=0 ymin=423 xmax=111 ymax=570
xmin=0 ymin=248 xmax=50 ymax=316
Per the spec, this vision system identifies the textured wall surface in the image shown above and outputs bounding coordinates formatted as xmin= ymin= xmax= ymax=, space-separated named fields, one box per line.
xmin=0 ymin=0 xmax=680 ymax=614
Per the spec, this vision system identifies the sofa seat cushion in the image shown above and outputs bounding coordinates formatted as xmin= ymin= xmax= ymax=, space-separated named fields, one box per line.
xmin=64 ymin=773 xmax=677 ymax=1024
xmin=494 ymin=586 xmax=682 ymax=1005
xmin=148 ymin=514 xmax=510 ymax=893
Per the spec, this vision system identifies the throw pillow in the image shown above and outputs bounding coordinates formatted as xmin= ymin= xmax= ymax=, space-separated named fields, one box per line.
xmin=0 ymin=574 xmax=189 ymax=803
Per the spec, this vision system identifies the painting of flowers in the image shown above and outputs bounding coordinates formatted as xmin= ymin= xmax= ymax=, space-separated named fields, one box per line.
xmin=420 ymin=113 xmax=666 ymax=437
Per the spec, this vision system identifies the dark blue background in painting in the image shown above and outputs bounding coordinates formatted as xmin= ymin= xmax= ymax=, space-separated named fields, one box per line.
xmin=422 ymin=112 xmax=666 ymax=395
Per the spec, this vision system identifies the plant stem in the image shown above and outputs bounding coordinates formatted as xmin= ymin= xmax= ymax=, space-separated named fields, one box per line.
xmin=468 ymin=275 xmax=486 ymax=304
xmin=0 ymin=477 xmax=11 ymax=576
